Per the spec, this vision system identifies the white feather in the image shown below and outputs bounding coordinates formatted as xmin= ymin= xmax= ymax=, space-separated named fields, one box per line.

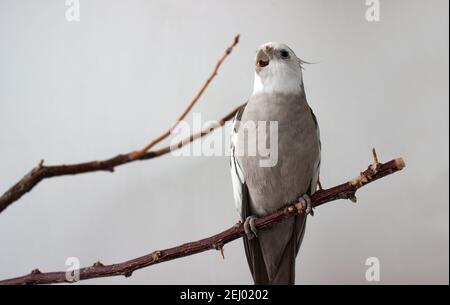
xmin=230 ymin=114 xmax=245 ymax=216
xmin=252 ymin=42 xmax=304 ymax=96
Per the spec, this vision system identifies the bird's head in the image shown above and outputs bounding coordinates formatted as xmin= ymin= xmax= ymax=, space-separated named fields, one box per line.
xmin=253 ymin=42 xmax=305 ymax=96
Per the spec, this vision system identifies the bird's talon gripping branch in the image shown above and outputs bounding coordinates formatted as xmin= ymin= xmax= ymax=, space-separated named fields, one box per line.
xmin=244 ymin=216 xmax=259 ymax=240
xmin=0 ymin=156 xmax=405 ymax=285
xmin=299 ymin=194 xmax=314 ymax=216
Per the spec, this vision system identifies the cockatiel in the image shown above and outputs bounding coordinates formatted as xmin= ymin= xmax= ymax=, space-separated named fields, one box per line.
xmin=230 ymin=42 xmax=321 ymax=285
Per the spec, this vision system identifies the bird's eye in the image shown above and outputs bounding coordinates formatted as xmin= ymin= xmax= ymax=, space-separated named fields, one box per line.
xmin=280 ymin=49 xmax=290 ymax=59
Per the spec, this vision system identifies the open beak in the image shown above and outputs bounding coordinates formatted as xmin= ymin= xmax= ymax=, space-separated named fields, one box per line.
xmin=256 ymin=47 xmax=271 ymax=70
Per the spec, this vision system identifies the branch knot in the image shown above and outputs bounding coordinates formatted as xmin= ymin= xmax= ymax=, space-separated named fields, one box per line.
xmin=151 ymin=251 xmax=162 ymax=262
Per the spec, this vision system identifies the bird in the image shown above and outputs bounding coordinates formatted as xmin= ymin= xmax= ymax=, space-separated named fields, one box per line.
xmin=230 ymin=42 xmax=321 ymax=285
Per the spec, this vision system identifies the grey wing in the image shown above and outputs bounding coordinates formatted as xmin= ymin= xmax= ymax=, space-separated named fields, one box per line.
xmin=230 ymin=105 xmax=246 ymax=216
xmin=230 ymin=103 xmax=321 ymax=284
xmin=308 ymin=106 xmax=321 ymax=195
xmin=300 ymin=82 xmax=321 ymax=195
xmin=262 ymin=104 xmax=321 ymax=284
xmin=230 ymin=104 xmax=271 ymax=283
xmin=294 ymin=106 xmax=321 ymax=255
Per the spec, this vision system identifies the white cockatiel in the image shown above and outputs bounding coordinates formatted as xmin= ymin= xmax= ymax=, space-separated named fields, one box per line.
xmin=230 ymin=42 xmax=321 ymax=285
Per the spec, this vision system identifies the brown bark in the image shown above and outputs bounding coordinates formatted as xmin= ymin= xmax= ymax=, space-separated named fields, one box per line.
xmin=0 ymin=34 xmax=240 ymax=215
xmin=129 ymin=34 xmax=240 ymax=160
xmin=0 ymin=156 xmax=405 ymax=285
xmin=0 ymin=105 xmax=242 ymax=214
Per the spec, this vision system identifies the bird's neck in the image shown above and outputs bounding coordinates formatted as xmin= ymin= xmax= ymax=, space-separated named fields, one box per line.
xmin=252 ymin=65 xmax=303 ymax=96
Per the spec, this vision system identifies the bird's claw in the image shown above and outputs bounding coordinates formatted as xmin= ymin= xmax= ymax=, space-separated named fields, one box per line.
xmin=299 ymin=194 xmax=314 ymax=216
xmin=244 ymin=216 xmax=258 ymax=240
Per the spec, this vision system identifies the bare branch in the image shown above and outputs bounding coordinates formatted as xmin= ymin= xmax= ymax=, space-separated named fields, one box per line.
xmin=0 ymin=155 xmax=406 ymax=285
xmin=129 ymin=34 xmax=240 ymax=160
xmin=0 ymin=105 xmax=243 ymax=214
xmin=0 ymin=35 xmax=241 ymax=215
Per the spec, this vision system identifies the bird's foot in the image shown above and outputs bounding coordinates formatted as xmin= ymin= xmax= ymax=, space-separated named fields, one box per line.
xmin=244 ymin=216 xmax=259 ymax=240
xmin=298 ymin=194 xmax=314 ymax=216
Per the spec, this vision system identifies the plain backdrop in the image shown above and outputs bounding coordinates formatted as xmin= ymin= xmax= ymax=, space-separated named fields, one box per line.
xmin=0 ymin=0 xmax=448 ymax=284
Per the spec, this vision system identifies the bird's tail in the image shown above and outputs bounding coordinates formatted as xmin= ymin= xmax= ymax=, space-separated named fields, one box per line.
xmin=245 ymin=214 xmax=306 ymax=285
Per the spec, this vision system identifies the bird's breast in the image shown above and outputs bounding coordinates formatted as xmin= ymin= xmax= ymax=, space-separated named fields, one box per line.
xmin=236 ymin=93 xmax=320 ymax=215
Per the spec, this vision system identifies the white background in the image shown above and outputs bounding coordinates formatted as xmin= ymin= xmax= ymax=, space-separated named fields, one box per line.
xmin=0 ymin=0 xmax=448 ymax=284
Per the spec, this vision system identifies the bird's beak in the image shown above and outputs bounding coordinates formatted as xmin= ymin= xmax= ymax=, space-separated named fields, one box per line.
xmin=256 ymin=46 xmax=272 ymax=69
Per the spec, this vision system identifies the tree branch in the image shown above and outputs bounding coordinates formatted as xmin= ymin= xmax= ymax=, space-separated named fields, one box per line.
xmin=0 ymin=154 xmax=406 ymax=285
xmin=0 ymin=35 xmax=241 ymax=215
xmin=129 ymin=34 xmax=240 ymax=160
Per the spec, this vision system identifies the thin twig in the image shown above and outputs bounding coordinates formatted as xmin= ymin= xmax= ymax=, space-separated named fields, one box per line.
xmin=0 ymin=154 xmax=406 ymax=285
xmin=0 ymin=105 xmax=243 ymax=214
xmin=0 ymin=34 xmax=240 ymax=215
xmin=129 ymin=34 xmax=240 ymax=161
xmin=372 ymin=148 xmax=379 ymax=165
